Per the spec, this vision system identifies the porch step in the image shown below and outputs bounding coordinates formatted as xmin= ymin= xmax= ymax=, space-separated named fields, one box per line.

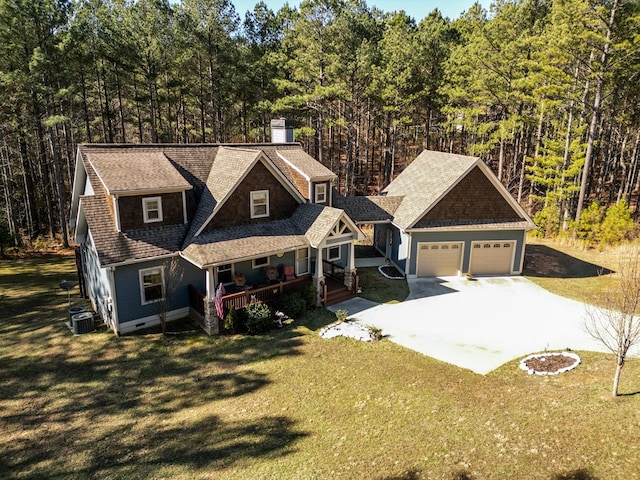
xmin=324 ymin=286 xmax=356 ymax=307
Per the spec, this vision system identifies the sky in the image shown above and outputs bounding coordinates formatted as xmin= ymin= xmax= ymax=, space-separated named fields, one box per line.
xmin=230 ymin=0 xmax=488 ymax=22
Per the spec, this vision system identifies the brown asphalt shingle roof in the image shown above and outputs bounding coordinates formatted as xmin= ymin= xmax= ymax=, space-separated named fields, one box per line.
xmin=81 ymin=195 xmax=187 ymax=265
xmin=75 ymin=143 xmax=352 ymax=267
xmin=181 ymin=203 xmax=345 ymax=267
xmin=333 ymin=194 xmax=403 ymax=223
xmin=86 ymin=150 xmax=192 ymax=194
xmin=383 ymin=150 xmax=478 ymax=230
xmin=275 ymin=148 xmax=336 ymax=179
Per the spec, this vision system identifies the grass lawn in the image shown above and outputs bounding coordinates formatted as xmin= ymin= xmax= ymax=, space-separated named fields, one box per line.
xmin=2 ymin=252 xmax=640 ymax=479
xmin=357 ymin=266 xmax=409 ymax=304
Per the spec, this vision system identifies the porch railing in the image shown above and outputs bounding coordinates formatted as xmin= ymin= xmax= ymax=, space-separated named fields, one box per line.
xmin=188 ymin=284 xmax=205 ymax=316
xmin=322 ymin=259 xmax=345 ymax=281
xmin=222 ymin=275 xmax=311 ymax=312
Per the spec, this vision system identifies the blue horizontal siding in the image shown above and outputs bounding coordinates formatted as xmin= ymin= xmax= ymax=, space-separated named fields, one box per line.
xmin=115 ymin=257 xmax=204 ymax=325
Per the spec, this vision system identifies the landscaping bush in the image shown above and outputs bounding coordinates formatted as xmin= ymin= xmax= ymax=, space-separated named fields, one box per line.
xmin=223 ymin=306 xmax=242 ymax=333
xmin=244 ymin=299 xmax=273 ymax=335
xmin=335 ymin=309 xmax=348 ymax=323
xmin=303 ymin=282 xmax=317 ymax=309
xmin=532 ymin=204 xmax=561 ymax=238
xmin=275 ymin=292 xmax=306 ymax=319
xmin=599 ymin=200 xmax=636 ymax=246
xmin=571 ymin=201 xmax=605 ymax=245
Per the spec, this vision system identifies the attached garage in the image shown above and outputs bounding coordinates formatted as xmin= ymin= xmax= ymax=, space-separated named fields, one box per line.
xmin=417 ymin=242 xmax=463 ymax=277
xmin=469 ymin=241 xmax=515 ymax=275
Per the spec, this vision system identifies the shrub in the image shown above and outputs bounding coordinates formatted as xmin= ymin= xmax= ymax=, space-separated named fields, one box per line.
xmin=599 ymin=201 xmax=636 ymax=246
xmin=367 ymin=325 xmax=383 ymax=341
xmin=275 ymin=293 xmax=306 ymax=319
xmin=571 ymin=201 xmax=605 ymax=245
xmin=335 ymin=309 xmax=348 ymax=323
xmin=223 ymin=306 xmax=242 ymax=333
xmin=244 ymin=299 xmax=273 ymax=335
xmin=532 ymin=204 xmax=561 ymax=238
xmin=303 ymin=282 xmax=317 ymax=309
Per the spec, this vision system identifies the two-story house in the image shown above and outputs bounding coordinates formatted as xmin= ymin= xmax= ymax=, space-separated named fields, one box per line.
xmin=69 ymin=126 xmax=362 ymax=335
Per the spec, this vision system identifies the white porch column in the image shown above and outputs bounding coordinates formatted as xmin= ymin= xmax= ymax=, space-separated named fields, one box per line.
xmin=203 ymin=266 xmax=220 ymax=335
xmin=206 ymin=267 xmax=215 ymax=301
xmin=344 ymin=242 xmax=357 ymax=290
xmin=313 ymin=245 xmax=325 ymax=306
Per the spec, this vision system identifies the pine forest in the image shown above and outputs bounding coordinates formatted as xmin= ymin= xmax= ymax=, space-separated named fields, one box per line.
xmin=0 ymin=0 xmax=639 ymax=250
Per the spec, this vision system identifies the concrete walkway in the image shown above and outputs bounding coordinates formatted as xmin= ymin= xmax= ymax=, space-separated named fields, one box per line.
xmin=327 ymin=276 xmax=620 ymax=375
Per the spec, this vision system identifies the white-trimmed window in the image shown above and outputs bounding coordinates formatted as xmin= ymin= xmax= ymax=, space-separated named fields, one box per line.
xmin=252 ymin=256 xmax=270 ymax=268
xmin=217 ymin=264 xmax=233 ymax=284
xmin=296 ymin=248 xmax=310 ymax=275
xmin=314 ymin=183 xmax=327 ymax=203
xmin=139 ymin=267 xmax=164 ymax=305
xmin=143 ymin=196 xmax=163 ymax=223
xmin=250 ymin=190 xmax=269 ymax=218
xmin=327 ymin=245 xmax=341 ymax=262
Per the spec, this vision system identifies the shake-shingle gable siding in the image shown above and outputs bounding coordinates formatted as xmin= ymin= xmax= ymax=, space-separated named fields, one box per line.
xmin=418 ymin=166 xmax=522 ymax=224
xmin=118 ymin=192 xmax=185 ymax=230
xmin=204 ymin=160 xmax=300 ymax=230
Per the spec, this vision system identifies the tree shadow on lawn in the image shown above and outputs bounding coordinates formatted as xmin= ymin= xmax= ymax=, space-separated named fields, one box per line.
xmin=523 ymin=244 xmax=613 ymax=279
xmin=4 ymin=412 xmax=308 ymax=479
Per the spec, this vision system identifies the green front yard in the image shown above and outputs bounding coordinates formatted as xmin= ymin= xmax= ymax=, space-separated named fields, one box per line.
xmin=1 ymin=251 xmax=639 ymax=479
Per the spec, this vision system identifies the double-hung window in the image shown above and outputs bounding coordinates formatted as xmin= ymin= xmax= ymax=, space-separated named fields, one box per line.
xmin=139 ymin=267 xmax=164 ymax=304
xmin=143 ymin=196 xmax=163 ymax=223
xmin=250 ymin=190 xmax=269 ymax=218
xmin=314 ymin=184 xmax=327 ymax=203
xmin=328 ymin=245 xmax=341 ymax=262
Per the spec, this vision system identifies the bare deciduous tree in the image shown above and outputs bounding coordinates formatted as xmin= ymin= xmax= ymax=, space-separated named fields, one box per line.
xmin=155 ymin=257 xmax=184 ymax=336
xmin=585 ymin=246 xmax=640 ymax=396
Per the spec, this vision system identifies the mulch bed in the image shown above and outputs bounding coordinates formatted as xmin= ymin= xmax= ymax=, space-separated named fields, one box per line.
xmin=519 ymin=352 xmax=581 ymax=375
xmin=378 ymin=265 xmax=404 ymax=279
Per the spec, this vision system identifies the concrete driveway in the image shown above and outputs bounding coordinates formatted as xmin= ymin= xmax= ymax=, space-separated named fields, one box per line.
xmin=329 ymin=276 xmax=614 ymax=374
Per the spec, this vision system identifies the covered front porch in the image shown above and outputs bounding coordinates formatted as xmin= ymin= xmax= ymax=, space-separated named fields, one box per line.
xmin=181 ymin=206 xmax=364 ymax=335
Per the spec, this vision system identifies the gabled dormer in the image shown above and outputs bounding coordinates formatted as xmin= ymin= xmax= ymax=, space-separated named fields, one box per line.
xmin=271 ymin=148 xmax=337 ymax=206
xmin=187 ymin=147 xmax=306 ymax=241
xmin=84 ymin=150 xmax=192 ymax=232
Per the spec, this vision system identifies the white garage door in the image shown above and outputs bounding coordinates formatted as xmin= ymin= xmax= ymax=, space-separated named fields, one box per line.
xmin=417 ymin=242 xmax=463 ymax=277
xmin=469 ymin=241 xmax=514 ymax=275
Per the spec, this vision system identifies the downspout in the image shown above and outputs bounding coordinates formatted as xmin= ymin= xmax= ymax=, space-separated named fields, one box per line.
xmin=108 ymin=266 xmax=120 ymax=335
xmin=114 ymin=195 xmax=121 ymax=232
xmin=182 ymin=191 xmax=188 ymax=224
xmin=405 ymin=231 xmax=412 ymax=277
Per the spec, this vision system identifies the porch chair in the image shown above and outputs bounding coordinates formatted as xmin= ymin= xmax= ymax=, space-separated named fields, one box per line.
xmin=233 ymin=272 xmax=245 ymax=287
xmin=266 ymin=266 xmax=279 ymax=284
xmin=284 ymin=265 xmax=295 ymax=281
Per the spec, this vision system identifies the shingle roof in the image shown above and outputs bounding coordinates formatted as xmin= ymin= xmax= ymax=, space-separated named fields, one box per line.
xmin=275 ymin=148 xmax=336 ymax=179
xmin=333 ymin=194 xmax=403 ymax=223
xmin=413 ymin=218 xmax=534 ymax=231
xmin=181 ymin=203 xmax=344 ymax=267
xmin=384 ymin=150 xmax=478 ymax=230
xmin=81 ymin=195 xmax=187 ymax=265
xmin=293 ymin=203 xmax=345 ymax=247
xmin=85 ymin=150 xmax=192 ymax=194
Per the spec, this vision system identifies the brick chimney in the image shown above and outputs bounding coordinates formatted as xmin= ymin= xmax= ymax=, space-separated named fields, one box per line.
xmin=270 ymin=118 xmax=295 ymax=143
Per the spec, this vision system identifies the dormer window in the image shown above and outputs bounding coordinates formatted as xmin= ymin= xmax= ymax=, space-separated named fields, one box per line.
xmin=250 ymin=190 xmax=269 ymax=218
xmin=143 ymin=196 xmax=163 ymax=223
xmin=314 ymin=183 xmax=327 ymax=203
